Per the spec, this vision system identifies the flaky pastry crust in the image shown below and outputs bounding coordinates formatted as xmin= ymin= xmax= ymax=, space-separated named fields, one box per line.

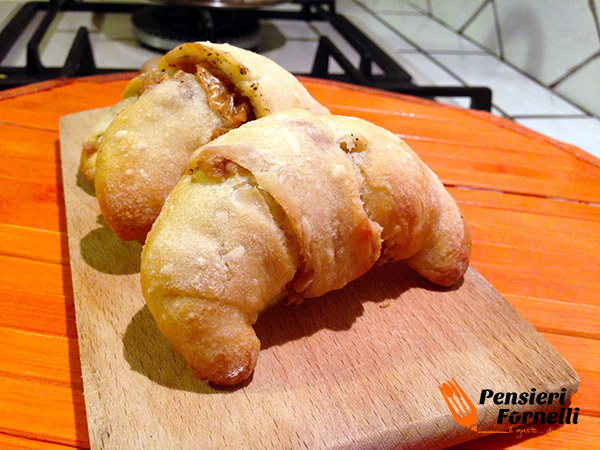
xmin=141 ymin=109 xmax=471 ymax=385
xmin=90 ymin=42 xmax=328 ymax=242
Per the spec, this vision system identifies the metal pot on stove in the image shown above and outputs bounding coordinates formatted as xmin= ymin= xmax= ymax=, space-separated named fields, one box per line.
xmin=132 ymin=0 xmax=288 ymax=51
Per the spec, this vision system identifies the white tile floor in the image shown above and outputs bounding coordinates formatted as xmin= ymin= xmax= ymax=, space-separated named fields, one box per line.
xmin=341 ymin=0 xmax=600 ymax=159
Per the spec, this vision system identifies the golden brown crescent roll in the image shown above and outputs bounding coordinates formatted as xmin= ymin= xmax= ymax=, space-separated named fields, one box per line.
xmin=92 ymin=42 xmax=328 ymax=242
xmin=140 ymin=109 xmax=471 ymax=386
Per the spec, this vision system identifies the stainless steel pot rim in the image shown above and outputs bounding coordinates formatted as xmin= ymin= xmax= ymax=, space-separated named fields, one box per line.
xmin=133 ymin=24 xmax=262 ymax=51
xmin=164 ymin=0 xmax=287 ymax=9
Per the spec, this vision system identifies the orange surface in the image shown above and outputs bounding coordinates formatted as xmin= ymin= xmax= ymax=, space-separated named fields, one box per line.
xmin=0 ymin=74 xmax=598 ymax=449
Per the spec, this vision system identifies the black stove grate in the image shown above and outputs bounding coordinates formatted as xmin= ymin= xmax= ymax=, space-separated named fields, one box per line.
xmin=0 ymin=0 xmax=491 ymax=111
xmin=0 ymin=0 xmax=143 ymax=88
xmin=310 ymin=14 xmax=492 ymax=111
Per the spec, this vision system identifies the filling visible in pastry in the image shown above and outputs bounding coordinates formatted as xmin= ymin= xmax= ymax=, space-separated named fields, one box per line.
xmin=92 ymin=42 xmax=329 ymax=243
xmin=133 ymin=57 xmax=256 ymax=139
xmin=141 ymin=110 xmax=472 ymax=385
xmin=194 ymin=62 xmax=255 ymax=138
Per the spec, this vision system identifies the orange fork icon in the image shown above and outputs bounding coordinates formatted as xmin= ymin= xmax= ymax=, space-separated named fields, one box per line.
xmin=439 ymin=378 xmax=478 ymax=432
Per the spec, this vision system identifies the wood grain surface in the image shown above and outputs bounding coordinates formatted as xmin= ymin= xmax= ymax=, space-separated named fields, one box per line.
xmin=0 ymin=74 xmax=598 ymax=450
xmin=58 ymin=107 xmax=579 ymax=450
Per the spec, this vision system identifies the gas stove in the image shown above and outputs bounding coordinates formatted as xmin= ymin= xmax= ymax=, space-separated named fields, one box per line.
xmin=0 ymin=0 xmax=491 ymax=110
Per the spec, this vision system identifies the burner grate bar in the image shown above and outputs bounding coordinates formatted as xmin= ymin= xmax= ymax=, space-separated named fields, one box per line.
xmin=26 ymin=0 xmax=67 ymax=75
xmin=311 ymin=36 xmax=370 ymax=85
xmin=0 ymin=1 xmax=142 ymax=89
xmin=62 ymin=27 xmax=97 ymax=78
xmin=0 ymin=2 xmax=37 ymax=64
xmin=309 ymin=15 xmax=492 ymax=111
xmin=329 ymin=14 xmax=412 ymax=84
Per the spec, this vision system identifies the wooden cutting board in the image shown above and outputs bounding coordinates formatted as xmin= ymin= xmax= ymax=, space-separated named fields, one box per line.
xmin=59 ymin=108 xmax=579 ymax=450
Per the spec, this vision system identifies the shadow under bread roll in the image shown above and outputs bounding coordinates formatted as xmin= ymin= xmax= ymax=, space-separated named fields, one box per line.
xmin=91 ymin=41 xmax=329 ymax=242
xmin=141 ymin=109 xmax=471 ymax=386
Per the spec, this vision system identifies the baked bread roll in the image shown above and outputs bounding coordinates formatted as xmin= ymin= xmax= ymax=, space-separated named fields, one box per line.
xmin=141 ymin=109 xmax=471 ymax=385
xmin=90 ymin=42 xmax=328 ymax=242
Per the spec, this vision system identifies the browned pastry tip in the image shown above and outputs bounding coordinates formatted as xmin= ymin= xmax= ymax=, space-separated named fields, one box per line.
xmin=152 ymin=296 xmax=260 ymax=385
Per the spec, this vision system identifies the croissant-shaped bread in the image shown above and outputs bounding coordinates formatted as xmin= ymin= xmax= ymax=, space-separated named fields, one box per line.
xmin=88 ymin=42 xmax=328 ymax=242
xmin=140 ymin=109 xmax=471 ymax=385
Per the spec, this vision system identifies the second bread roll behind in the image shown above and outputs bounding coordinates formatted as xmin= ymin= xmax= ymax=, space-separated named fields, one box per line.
xmin=94 ymin=42 xmax=328 ymax=242
xmin=141 ymin=109 xmax=471 ymax=385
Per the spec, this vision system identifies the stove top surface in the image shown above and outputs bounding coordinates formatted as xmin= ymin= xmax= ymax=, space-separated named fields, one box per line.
xmin=0 ymin=0 xmax=491 ymax=111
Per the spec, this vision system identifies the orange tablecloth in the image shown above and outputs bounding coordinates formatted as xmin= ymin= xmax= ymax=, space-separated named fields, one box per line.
xmin=0 ymin=74 xmax=598 ymax=449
